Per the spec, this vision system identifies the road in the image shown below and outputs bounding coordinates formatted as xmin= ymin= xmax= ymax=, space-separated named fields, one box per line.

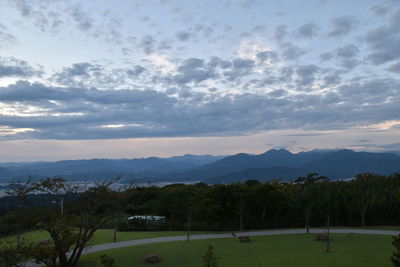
xmin=25 ymin=228 xmax=400 ymax=266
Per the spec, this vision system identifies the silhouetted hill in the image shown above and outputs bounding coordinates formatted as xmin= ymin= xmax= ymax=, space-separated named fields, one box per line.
xmin=1 ymin=149 xmax=399 ymax=183
xmin=160 ymin=149 xmax=400 ymax=182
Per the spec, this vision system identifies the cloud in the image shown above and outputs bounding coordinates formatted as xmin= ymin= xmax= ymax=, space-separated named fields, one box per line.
xmin=296 ymin=23 xmax=319 ymax=39
xmin=335 ymin=44 xmax=359 ymax=58
xmin=320 ymin=52 xmax=333 ymax=62
xmin=222 ymin=58 xmax=255 ymax=81
xmin=1 ymin=75 xmax=399 ymax=140
xmin=70 ymin=4 xmax=93 ymax=31
xmin=328 ymin=15 xmax=359 ymax=37
xmin=139 ymin=35 xmax=156 ymax=55
xmin=369 ymin=0 xmax=400 ymax=16
xmin=295 ymin=64 xmax=320 ymax=87
xmin=387 ymin=61 xmax=400 ymax=73
xmin=176 ymin=30 xmax=192 ymax=41
xmin=281 ymin=43 xmax=306 ymax=60
xmin=51 ymin=62 xmax=148 ymax=89
xmin=364 ymin=12 xmax=400 ymax=64
xmin=0 ymin=56 xmax=43 ymax=78
xmin=274 ymin=25 xmax=288 ymax=41
xmin=0 ymin=23 xmax=17 ymax=49
xmin=169 ymin=58 xmax=217 ymax=84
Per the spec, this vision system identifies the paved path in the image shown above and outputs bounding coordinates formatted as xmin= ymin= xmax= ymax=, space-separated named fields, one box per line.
xmin=25 ymin=228 xmax=400 ymax=266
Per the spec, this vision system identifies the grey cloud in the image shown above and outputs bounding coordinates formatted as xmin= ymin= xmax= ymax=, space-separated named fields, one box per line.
xmin=256 ymin=51 xmax=278 ymax=62
xmin=328 ymin=15 xmax=359 ymax=37
xmin=322 ymin=71 xmax=342 ymax=87
xmin=369 ymin=0 xmax=400 ymax=16
xmin=281 ymin=43 xmax=306 ymax=60
xmin=0 ymin=56 xmax=43 ymax=78
xmin=176 ymin=31 xmax=191 ymax=41
xmin=274 ymin=25 xmax=288 ymax=41
xmin=335 ymin=44 xmax=359 ymax=58
xmin=387 ymin=61 xmax=400 ymax=73
xmin=223 ymin=58 xmax=255 ymax=81
xmin=296 ymin=23 xmax=319 ymax=39
xmin=295 ymin=64 xmax=319 ymax=87
xmin=339 ymin=58 xmax=359 ymax=69
xmin=51 ymin=62 xmax=148 ymax=90
xmin=127 ymin=65 xmax=146 ymax=76
xmin=207 ymin=57 xmax=232 ymax=69
xmin=384 ymin=58 xmax=400 ymax=74
xmin=320 ymin=52 xmax=333 ymax=62
xmin=70 ymin=4 xmax=93 ymax=31
xmin=1 ymin=77 xmax=400 ymax=140
xmin=170 ymin=58 xmax=217 ymax=84
xmin=139 ymin=35 xmax=156 ymax=55
xmin=365 ymin=22 xmax=400 ymax=64
xmin=0 ymin=23 xmax=17 ymax=49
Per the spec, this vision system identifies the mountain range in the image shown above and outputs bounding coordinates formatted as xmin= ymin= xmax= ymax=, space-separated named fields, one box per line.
xmin=0 ymin=149 xmax=399 ymax=183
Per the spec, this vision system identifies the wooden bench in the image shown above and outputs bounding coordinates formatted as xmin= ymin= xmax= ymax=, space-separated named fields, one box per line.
xmin=144 ymin=253 xmax=160 ymax=264
xmin=238 ymin=235 xmax=250 ymax=242
xmin=315 ymin=234 xmax=329 ymax=241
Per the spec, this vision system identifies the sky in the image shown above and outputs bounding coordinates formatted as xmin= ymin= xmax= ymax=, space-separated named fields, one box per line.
xmin=0 ymin=0 xmax=400 ymax=162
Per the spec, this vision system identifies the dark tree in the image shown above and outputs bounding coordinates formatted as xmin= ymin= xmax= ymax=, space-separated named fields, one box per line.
xmin=6 ymin=177 xmax=125 ymax=267
xmin=392 ymin=234 xmax=400 ymax=267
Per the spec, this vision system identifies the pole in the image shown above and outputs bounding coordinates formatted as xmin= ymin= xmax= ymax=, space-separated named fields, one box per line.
xmin=60 ymin=197 xmax=64 ymax=215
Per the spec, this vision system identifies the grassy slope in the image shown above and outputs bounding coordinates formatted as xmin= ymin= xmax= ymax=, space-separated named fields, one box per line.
xmin=79 ymin=234 xmax=395 ymax=267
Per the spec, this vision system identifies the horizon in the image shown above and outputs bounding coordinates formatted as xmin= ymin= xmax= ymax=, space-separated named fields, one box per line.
xmin=0 ymin=147 xmax=399 ymax=164
xmin=0 ymin=0 xmax=400 ymax=162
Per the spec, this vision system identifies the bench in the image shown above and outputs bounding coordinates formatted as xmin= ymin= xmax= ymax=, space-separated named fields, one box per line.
xmin=144 ymin=254 xmax=160 ymax=264
xmin=315 ymin=234 xmax=329 ymax=241
xmin=238 ymin=235 xmax=250 ymax=242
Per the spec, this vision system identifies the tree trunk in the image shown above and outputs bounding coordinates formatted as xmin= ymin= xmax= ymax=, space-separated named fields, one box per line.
xmin=239 ymin=214 xmax=243 ymax=231
xmin=305 ymin=207 xmax=310 ymax=234
xmin=186 ymin=212 xmax=192 ymax=242
xmin=326 ymin=214 xmax=331 ymax=253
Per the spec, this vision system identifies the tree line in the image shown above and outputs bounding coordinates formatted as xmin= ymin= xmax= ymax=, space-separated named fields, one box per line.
xmin=123 ymin=173 xmax=400 ymax=231
xmin=0 ymin=173 xmax=399 ymax=266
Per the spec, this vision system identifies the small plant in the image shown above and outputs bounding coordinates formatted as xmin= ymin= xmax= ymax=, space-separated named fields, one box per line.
xmin=392 ymin=234 xmax=400 ymax=267
xmin=201 ymin=245 xmax=219 ymax=267
xmin=100 ymin=254 xmax=115 ymax=267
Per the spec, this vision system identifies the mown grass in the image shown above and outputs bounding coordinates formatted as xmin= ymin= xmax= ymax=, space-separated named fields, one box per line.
xmin=78 ymin=233 xmax=395 ymax=267
xmin=3 ymin=225 xmax=399 ymax=246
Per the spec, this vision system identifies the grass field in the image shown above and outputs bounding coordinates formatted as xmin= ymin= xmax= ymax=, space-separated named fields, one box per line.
xmin=3 ymin=230 xmax=212 ymax=246
xmin=78 ymin=233 xmax=396 ymax=267
xmin=3 ymin=225 xmax=399 ymax=246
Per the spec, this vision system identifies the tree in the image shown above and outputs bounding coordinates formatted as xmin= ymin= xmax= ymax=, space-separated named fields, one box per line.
xmin=295 ymin=173 xmax=328 ymax=233
xmin=7 ymin=177 xmax=125 ymax=267
xmin=352 ymin=174 xmax=381 ymax=226
xmin=201 ymin=245 xmax=218 ymax=267
xmin=392 ymin=234 xmax=400 ymax=267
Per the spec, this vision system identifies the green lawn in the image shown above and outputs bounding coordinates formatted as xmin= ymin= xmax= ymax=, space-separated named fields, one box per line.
xmin=3 ymin=225 xmax=399 ymax=246
xmin=78 ymin=234 xmax=395 ymax=267
xmin=3 ymin=230 xmax=215 ymax=246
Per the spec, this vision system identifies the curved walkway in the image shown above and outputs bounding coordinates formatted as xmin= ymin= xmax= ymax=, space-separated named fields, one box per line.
xmin=26 ymin=228 xmax=400 ymax=267
xmin=83 ymin=228 xmax=400 ymax=254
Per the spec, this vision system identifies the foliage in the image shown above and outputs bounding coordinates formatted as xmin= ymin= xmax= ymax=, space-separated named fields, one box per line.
xmin=0 ymin=239 xmax=32 ymax=267
xmin=392 ymin=234 xmax=400 ymax=267
xmin=201 ymin=245 xmax=218 ymax=267
xmin=99 ymin=254 xmax=115 ymax=267
xmin=4 ymin=177 xmax=126 ymax=267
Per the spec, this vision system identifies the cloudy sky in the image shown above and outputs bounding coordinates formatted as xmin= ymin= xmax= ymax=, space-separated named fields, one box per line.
xmin=0 ymin=0 xmax=400 ymax=161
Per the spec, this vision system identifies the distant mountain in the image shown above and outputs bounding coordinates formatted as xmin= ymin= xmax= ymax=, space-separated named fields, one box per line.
xmin=160 ymin=149 xmax=400 ymax=183
xmin=0 ymin=149 xmax=399 ymax=183
xmin=0 ymin=155 xmax=223 ymax=182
